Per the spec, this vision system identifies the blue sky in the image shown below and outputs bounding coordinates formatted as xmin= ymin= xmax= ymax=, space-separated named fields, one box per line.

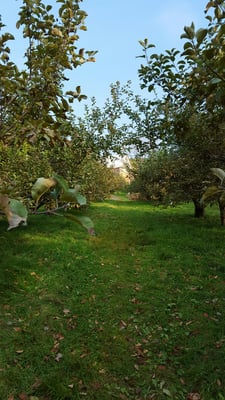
xmin=1 ymin=0 xmax=208 ymax=116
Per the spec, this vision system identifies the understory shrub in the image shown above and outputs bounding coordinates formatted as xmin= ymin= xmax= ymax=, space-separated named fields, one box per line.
xmin=0 ymin=142 xmax=127 ymax=204
xmin=77 ymin=156 xmax=127 ymax=201
xmin=0 ymin=142 xmax=52 ymax=204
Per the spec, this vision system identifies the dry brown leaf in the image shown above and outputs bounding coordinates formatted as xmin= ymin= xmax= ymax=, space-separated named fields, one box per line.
xmin=99 ymin=368 xmax=106 ymax=374
xmin=30 ymin=272 xmax=41 ymax=280
xmin=55 ymin=353 xmax=63 ymax=362
xmin=187 ymin=393 xmax=201 ymax=400
xmin=119 ymin=320 xmax=127 ymax=329
xmin=18 ymin=394 xmax=28 ymax=400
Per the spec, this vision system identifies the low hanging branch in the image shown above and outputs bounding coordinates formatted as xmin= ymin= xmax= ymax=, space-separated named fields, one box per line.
xmin=0 ymin=174 xmax=95 ymax=235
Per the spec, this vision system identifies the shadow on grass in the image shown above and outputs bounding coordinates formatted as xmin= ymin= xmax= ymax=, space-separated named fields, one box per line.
xmin=0 ymin=200 xmax=225 ymax=399
xmin=0 ymin=212 xmax=90 ymax=301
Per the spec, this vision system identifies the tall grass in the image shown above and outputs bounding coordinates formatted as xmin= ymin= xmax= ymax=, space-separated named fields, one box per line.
xmin=0 ymin=198 xmax=225 ymax=399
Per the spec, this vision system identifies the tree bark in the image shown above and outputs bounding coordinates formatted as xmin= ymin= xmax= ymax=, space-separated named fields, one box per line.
xmin=193 ymin=199 xmax=205 ymax=218
xmin=218 ymin=201 xmax=225 ymax=226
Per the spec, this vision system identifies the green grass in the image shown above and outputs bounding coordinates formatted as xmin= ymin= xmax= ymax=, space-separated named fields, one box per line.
xmin=1 ymin=198 xmax=225 ymax=400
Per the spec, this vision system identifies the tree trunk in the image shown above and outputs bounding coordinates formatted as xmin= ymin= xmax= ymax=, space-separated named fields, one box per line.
xmin=193 ymin=199 xmax=205 ymax=218
xmin=218 ymin=201 xmax=225 ymax=226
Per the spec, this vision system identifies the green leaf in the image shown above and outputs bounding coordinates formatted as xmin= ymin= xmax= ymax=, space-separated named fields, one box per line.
xmin=65 ymin=213 xmax=95 ymax=235
xmin=53 ymin=174 xmax=69 ymax=192
xmin=217 ymin=24 xmax=225 ymax=39
xmin=181 ymin=23 xmax=195 ymax=40
xmin=183 ymin=41 xmax=193 ymax=50
xmin=31 ymin=177 xmax=57 ymax=202
xmin=50 ymin=184 xmax=62 ymax=200
xmin=0 ymin=197 xmax=28 ymax=231
xmin=181 ymin=49 xmax=195 ymax=57
xmin=9 ymin=199 xmax=28 ymax=218
xmin=196 ymin=28 xmax=208 ymax=45
xmin=60 ymin=189 xmax=87 ymax=206
xmin=205 ymin=1 xmax=215 ymax=12
xmin=52 ymin=175 xmax=86 ymax=205
xmin=76 ymin=85 xmax=81 ymax=94
xmin=138 ymin=39 xmax=155 ymax=49
xmin=73 ymin=192 xmax=86 ymax=206
xmin=61 ymin=97 xmax=69 ymax=111
xmin=204 ymin=48 xmax=215 ymax=60
xmin=210 ymin=77 xmax=222 ymax=84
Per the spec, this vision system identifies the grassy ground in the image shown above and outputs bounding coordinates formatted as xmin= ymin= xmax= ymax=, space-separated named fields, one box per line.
xmin=0 ymin=195 xmax=225 ymax=400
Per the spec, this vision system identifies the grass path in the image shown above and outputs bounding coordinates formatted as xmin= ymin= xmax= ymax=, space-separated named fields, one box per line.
xmin=0 ymin=199 xmax=225 ymax=399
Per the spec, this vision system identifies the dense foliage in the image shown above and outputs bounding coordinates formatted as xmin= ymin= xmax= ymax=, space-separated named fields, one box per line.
xmin=132 ymin=0 xmax=225 ymax=218
xmin=0 ymin=0 xmax=97 ymax=144
xmin=1 ymin=0 xmax=225 ymax=224
xmin=0 ymin=0 xmax=125 ymax=204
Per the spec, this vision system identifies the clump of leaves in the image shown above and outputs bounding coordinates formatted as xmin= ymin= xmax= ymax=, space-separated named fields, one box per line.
xmin=0 ymin=174 xmax=95 ymax=234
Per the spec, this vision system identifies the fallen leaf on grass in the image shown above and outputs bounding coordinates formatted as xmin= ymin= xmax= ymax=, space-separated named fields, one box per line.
xmin=185 ymin=320 xmax=194 ymax=326
xmin=163 ymin=388 xmax=172 ymax=396
xmin=119 ymin=320 xmax=127 ymax=329
xmin=66 ymin=317 xmax=77 ymax=330
xmin=80 ymin=353 xmax=89 ymax=359
xmin=90 ymin=382 xmax=102 ymax=390
xmin=51 ymin=332 xmax=64 ymax=353
xmin=18 ymin=394 xmax=28 ymax=400
xmin=187 ymin=393 xmax=201 ymax=400
xmin=129 ymin=297 xmax=141 ymax=304
xmin=134 ymin=284 xmax=142 ymax=291
xmin=157 ymin=365 xmax=167 ymax=371
xmin=99 ymin=369 xmax=106 ymax=374
xmin=55 ymin=352 xmax=63 ymax=362
xmin=31 ymin=378 xmax=42 ymax=389
xmin=119 ymin=394 xmax=128 ymax=400
xmin=30 ymin=272 xmax=41 ymax=280
xmin=14 ymin=327 xmax=22 ymax=332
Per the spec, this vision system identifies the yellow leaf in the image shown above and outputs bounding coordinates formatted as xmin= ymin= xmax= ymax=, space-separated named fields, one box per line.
xmin=30 ymin=272 xmax=41 ymax=280
xmin=51 ymin=27 xmax=63 ymax=37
